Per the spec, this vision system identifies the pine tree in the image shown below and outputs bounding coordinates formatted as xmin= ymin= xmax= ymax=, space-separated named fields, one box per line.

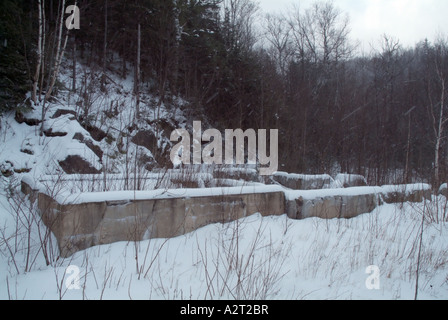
xmin=0 ymin=0 xmax=31 ymax=114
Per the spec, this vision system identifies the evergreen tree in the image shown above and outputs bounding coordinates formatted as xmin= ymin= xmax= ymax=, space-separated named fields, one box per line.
xmin=0 ymin=0 xmax=31 ymax=114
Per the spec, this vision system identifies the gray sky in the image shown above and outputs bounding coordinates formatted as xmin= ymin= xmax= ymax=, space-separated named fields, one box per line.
xmin=257 ymin=0 xmax=448 ymax=51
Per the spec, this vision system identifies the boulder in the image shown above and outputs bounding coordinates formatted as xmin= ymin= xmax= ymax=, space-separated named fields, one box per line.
xmin=43 ymin=128 xmax=68 ymax=137
xmin=73 ymin=132 xmax=103 ymax=159
xmin=51 ymin=109 xmax=77 ymax=119
xmin=131 ymin=130 xmax=157 ymax=151
xmin=59 ymin=155 xmax=101 ymax=174
xmin=15 ymin=110 xmax=41 ymax=126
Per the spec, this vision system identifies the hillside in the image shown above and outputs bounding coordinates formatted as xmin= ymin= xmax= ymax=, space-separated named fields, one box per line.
xmin=1 ymin=56 xmax=189 ymax=180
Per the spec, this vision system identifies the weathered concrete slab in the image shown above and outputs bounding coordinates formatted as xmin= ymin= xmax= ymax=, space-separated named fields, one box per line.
xmin=285 ymin=184 xmax=431 ymax=220
xmin=293 ymin=193 xmax=378 ymax=220
xmin=381 ymin=184 xmax=432 ymax=204
xmin=22 ymin=178 xmax=285 ymax=257
xmin=21 ymin=174 xmax=432 ymax=258
xmin=285 ymin=187 xmax=382 ymax=220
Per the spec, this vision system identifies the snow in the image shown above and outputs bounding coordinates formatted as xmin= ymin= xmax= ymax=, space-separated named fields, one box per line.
xmin=22 ymin=176 xmax=285 ymax=204
xmin=286 ymin=186 xmax=382 ymax=201
xmin=4 ymin=166 xmax=448 ymax=300
xmin=0 ymin=111 xmax=101 ymax=178
xmin=381 ymin=183 xmax=432 ymax=195
xmin=274 ymin=171 xmax=332 ymax=180
xmin=22 ymin=171 xmax=431 ymax=206
xmin=1 ymin=192 xmax=447 ymax=299
xmin=64 ymin=186 xmax=286 ymax=204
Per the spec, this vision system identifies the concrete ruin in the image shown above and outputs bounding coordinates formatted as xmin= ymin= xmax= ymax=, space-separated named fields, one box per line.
xmin=271 ymin=172 xmax=334 ymax=190
xmin=21 ymin=174 xmax=432 ymax=257
xmin=286 ymin=188 xmax=380 ymax=220
xmin=22 ymin=178 xmax=285 ymax=257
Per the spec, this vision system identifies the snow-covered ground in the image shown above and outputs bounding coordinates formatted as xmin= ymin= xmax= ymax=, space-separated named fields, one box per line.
xmin=0 ymin=184 xmax=447 ymax=300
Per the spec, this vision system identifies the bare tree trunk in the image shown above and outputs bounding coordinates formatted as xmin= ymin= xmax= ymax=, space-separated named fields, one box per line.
xmin=101 ymin=0 xmax=108 ymax=89
xmin=39 ymin=1 xmax=46 ymax=99
xmin=45 ymin=0 xmax=66 ymax=99
xmin=404 ymin=106 xmax=416 ymax=183
xmin=135 ymin=23 xmax=141 ymax=118
xmin=121 ymin=42 xmax=127 ymax=79
xmin=72 ymin=34 xmax=76 ymax=92
xmin=434 ymin=77 xmax=446 ymax=188
xmin=405 ymin=112 xmax=412 ymax=183
xmin=32 ymin=0 xmax=43 ymax=104
xmin=172 ymin=0 xmax=181 ymax=95
xmin=41 ymin=0 xmax=69 ymax=136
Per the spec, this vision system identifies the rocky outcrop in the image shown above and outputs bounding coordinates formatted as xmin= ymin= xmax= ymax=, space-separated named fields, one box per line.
xmin=51 ymin=109 xmax=77 ymax=119
xmin=59 ymin=155 xmax=101 ymax=174
xmin=15 ymin=110 xmax=42 ymax=126
xmin=73 ymin=132 xmax=103 ymax=159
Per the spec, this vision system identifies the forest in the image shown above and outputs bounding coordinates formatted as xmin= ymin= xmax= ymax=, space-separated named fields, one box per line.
xmin=1 ymin=0 xmax=448 ymax=187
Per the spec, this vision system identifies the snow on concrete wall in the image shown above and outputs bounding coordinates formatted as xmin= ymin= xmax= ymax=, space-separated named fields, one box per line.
xmin=22 ymin=177 xmax=285 ymax=257
xmin=21 ymin=174 xmax=432 ymax=257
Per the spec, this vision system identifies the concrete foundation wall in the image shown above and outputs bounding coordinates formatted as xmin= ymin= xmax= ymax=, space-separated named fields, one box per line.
xmin=286 ymin=193 xmax=379 ymax=220
xmin=381 ymin=184 xmax=432 ymax=204
xmin=21 ymin=177 xmax=432 ymax=257
xmin=22 ymin=180 xmax=285 ymax=257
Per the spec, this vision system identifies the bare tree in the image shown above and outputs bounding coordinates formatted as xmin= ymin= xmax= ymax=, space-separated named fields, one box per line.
xmin=44 ymin=0 xmax=69 ymax=102
xmin=101 ymin=0 xmax=108 ymax=90
xmin=222 ymin=0 xmax=260 ymax=54
xmin=135 ymin=23 xmax=141 ymax=118
xmin=429 ymin=38 xmax=448 ymax=188
xmin=290 ymin=1 xmax=352 ymax=67
xmin=263 ymin=13 xmax=293 ymax=78
xmin=286 ymin=0 xmax=354 ymax=172
xmin=40 ymin=0 xmax=71 ymax=137
xmin=31 ymin=0 xmax=44 ymax=104
xmin=72 ymin=33 xmax=77 ymax=92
